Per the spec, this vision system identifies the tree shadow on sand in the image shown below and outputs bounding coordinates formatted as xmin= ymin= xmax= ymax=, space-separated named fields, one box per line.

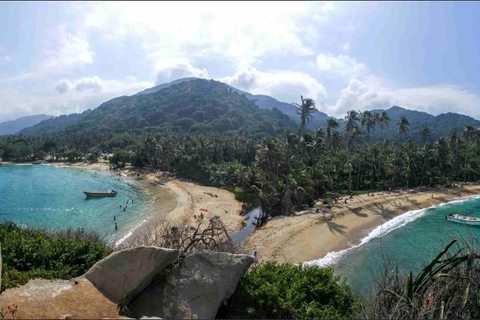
xmin=326 ymin=221 xmax=347 ymax=235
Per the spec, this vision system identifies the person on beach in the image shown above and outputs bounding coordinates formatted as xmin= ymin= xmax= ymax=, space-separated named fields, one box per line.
xmin=252 ymin=251 xmax=257 ymax=263
xmin=114 ymin=215 xmax=116 ymax=221
xmin=115 ymin=222 xmax=118 ymax=231
xmin=123 ymin=206 xmax=126 ymax=212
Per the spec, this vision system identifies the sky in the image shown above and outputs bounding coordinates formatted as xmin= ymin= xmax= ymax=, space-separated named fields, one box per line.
xmin=1 ymin=1 xmax=480 ymax=122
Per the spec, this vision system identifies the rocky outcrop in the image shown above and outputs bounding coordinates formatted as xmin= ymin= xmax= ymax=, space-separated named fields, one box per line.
xmin=0 ymin=247 xmax=252 ymax=319
xmin=0 ymin=278 xmax=119 ymax=319
xmin=129 ymin=251 xmax=254 ymax=319
xmin=85 ymin=246 xmax=178 ymax=304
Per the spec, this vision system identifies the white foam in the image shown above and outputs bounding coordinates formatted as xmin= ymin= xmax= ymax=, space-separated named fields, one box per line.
xmin=114 ymin=218 xmax=148 ymax=247
xmin=304 ymin=195 xmax=480 ymax=268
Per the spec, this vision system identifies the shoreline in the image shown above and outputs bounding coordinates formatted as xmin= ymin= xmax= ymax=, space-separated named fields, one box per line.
xmin=244 ymin=185 xmax=480 ymax=264
xmin=49 ymin=161 xmax=244 ymax=247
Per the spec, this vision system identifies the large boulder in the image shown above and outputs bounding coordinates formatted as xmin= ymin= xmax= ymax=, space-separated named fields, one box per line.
xmin=85 ymin=246 xmax=178 ymax=304
xmin=0 ymin=278 xmax=119 ymax=319
xmin=129 ymin=251 xmax=254 ymax=319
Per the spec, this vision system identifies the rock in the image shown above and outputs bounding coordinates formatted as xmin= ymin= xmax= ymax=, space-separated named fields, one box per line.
xmin=0 ymin=278 xmax=119 ymax=319
xmin=130 ymin=251 xmax=254 ymax=319
xmin=85 ymin=246 xmax=178 ymax=304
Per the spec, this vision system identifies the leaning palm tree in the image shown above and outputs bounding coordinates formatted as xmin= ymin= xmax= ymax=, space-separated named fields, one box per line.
xmin=397 ymin=116 xmax=410 ymax=135
xmin=325 ymin=118 xmax=339 ymax=146
xmin=419 ymin=126 xmax=431 ymax=142
xmin=292 ymin=96 xmax=316 ymax=137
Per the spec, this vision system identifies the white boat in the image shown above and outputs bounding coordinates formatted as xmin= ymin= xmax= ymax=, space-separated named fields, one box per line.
xmin=445 ymin=213 xmax=480 ymax=226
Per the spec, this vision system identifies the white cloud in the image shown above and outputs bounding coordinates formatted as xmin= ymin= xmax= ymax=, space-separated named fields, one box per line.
xmin=222 ymin=67 xmax=327 ymax=107
xmin=0 ymin=77 xmax=154 ymax=119
xmin=75 ymin=76 xmax=103 ymax=92
xmin=342 ymin=42 xmax=351 ymax=52
xmin=83 ymin=2 xmax=334 ymax=66
xmin=153 ymin=58 xmax=209 ymax=84
xmin=20 ymin=25 xmax=94 ymax=80
xmin=331 ymin=76 xmax=480 ymax=119
xmin=316 ymin=53 xmax=367 ymax=77
xmin=124 ymin=76 xmax=137 ymax=84
xmin=55 ymin=79 xmax=73 ymax=94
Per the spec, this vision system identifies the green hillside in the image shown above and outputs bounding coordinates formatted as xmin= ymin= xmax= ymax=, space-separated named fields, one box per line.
xmin=25 ymin=79 xmax=295 ymax=136
xmin=0 ymin=114 xmax=53 ymax=136
xmin=369 ymin=106 xmax=480 ymax=141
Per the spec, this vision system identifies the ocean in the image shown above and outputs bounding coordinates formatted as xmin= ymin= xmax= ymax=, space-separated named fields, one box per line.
xmin=0 ymin=164 xmax=152 ymax=245
xmin=305 ymin=195 xmax=480 ymax=296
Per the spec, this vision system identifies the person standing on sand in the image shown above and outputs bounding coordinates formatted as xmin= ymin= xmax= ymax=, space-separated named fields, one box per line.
xmin=115 ymin=222 xmax=118 ymax=231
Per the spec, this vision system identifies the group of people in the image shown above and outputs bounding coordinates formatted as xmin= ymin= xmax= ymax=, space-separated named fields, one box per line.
xmin=114 ymin=199 xmax=134 ymax=231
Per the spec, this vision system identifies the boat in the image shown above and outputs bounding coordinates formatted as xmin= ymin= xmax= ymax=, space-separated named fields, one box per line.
xmin=84 ymin=190 xmax=118 ymax=197
xmin=445 ymin=213 xmax=480 ymax=226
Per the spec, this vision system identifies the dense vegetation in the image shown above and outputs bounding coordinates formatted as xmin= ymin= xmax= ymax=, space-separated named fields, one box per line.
xmin=217 ymin=262 xmax=356 ymax=319
xmin=0 ymin=223 xmax=112 ymax=291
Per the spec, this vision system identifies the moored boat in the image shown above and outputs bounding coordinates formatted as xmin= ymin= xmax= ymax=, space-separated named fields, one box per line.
xmin=445 ymin=213 xmax=480 ymax=226
xmin=84 ymin=190 xmax=118 ymax=197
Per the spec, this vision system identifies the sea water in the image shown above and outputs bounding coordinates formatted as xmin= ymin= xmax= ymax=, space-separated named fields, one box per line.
xmin=305 ymin=195 xmax=480 ymax=296
xmin=0 ymin=164 xmax=152 ymax=245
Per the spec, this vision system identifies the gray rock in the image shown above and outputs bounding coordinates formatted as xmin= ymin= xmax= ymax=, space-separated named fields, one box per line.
xmin=85 ymin=246 xmax=178 ymax=303
xmin=130 ymin=251 xmax=254 ymax=319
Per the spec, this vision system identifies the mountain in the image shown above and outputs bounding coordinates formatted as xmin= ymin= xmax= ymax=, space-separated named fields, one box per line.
xmin=0 ymin=114 xmax=53 ymax=135
xmin=23 ymin=79 xmax=295 ymax=135
xmin=137 ymin=77 xmax=331 ymax=129
xmin=20 ymin=110 xmax=92 ymax=135
xmin=369 ymin=106 xmax=480 ymax=141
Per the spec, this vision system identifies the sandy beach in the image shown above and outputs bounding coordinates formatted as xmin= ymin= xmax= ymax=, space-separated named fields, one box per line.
xmin=51 ymin=161 xmax=244 ymax=244
xmin=244 ymin=185 xmax=480 ymax=264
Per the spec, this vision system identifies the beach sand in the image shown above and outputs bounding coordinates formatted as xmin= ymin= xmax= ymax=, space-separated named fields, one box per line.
xmin=244 ymin=185 xmax=480 ymax=264
xmin=52 ymin=161 xmax=243 ymax=244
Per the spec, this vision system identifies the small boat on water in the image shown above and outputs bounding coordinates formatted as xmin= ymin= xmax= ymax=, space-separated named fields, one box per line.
xmin=445 ymin=213 xmax=480 ymax=226
xmin=84 ymin=190 xmax=118 ymax=197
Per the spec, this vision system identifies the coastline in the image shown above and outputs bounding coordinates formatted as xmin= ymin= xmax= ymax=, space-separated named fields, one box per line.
xmin=50 ymin=161 xmax=244 ymax=246
xmin=244 ymin=185 xmax=480 ymax=264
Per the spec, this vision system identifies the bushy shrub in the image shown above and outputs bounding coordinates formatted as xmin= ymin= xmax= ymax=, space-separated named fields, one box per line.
xmin=0 ymin=222 xmax=112 ymax=291
xmin=217 ymin=261 xmax=356 ymax=319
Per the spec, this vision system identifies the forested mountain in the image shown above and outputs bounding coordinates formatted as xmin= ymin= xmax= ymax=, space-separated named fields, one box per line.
xmin=23 ymin=79 xmax=295 ymax=135
xmin=369 ymin=106 xmax=480 ymax=141
xmin=0 ymin=114 xmax=53 ymax=135
xmin=137 ymin=77 xmax=331 ymax=129
xmin=20 ymin=110 xmax=92 ymax=135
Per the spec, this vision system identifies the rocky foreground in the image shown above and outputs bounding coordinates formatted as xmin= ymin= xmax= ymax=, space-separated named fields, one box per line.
xmin=0 ymin=246 xmax=253 ymax=319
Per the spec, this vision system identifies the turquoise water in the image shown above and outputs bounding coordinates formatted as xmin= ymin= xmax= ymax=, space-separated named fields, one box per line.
xmin=305 ymin=196 xmax=480 ymax=296
xmin=0 ymin=164 xmax=151 ymax=245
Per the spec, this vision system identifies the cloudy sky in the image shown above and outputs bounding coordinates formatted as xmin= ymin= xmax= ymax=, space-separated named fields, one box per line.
xmin=1 ymin=1 xmax=480 ymax=122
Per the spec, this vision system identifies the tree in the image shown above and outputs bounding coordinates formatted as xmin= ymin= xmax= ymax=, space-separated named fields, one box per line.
xmin=292 ymin=96 xmax=316 ymax=137
xmin=345 ymin=110 xmax=361 ymax=194
xmin=325 ymin=118 xmax=339 ymax=147
xmin=397 ymin=116 xmax=410 ymax=135
xmin=377 ymin=111 xmax=390 ymax=137
xmin=419 ymin=126 xmax=431 ymax=142
xmin=361 ymin=110 xmax=376 ymax=136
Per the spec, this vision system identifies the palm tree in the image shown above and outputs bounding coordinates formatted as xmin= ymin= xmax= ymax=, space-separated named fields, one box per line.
xmin=397 ymin=116 xmax=410 ymax=135
xmin=361 ymin=111 xmax=375 ymax=136
xmin=419 ymin=126 xmax=431 ymax=142
xmin=345 ymin=110 xmax=361 ymax=194
xmin=325 ymin=118 xmax=339 ymax=146
xmin=377 ymin=111 xmax=390 ymax=137
xmin=292 ymin=96 xmax=316 ymax=137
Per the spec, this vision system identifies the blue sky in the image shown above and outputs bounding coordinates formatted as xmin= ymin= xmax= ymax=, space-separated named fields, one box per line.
xmin=1 ymin=1 xmax=480 ymax=121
